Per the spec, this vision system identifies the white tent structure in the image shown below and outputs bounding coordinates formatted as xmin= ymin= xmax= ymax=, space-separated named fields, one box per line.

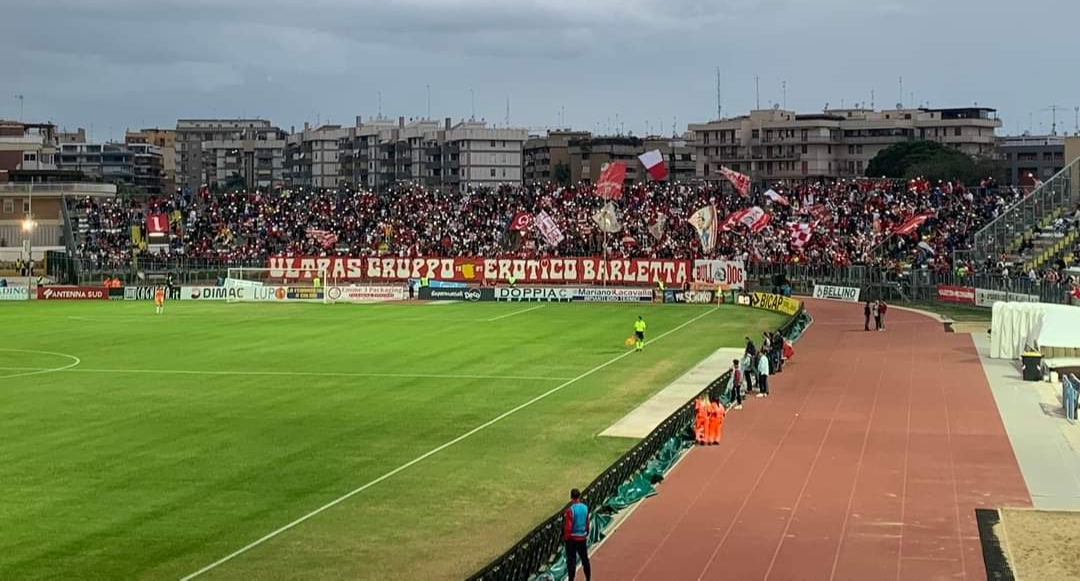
xmin=991 ymin=302 xmax=1080 ymax=359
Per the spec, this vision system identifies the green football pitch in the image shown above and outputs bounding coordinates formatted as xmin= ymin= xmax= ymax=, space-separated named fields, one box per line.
xmin=0 ymin=300 xmax=783 ymax=580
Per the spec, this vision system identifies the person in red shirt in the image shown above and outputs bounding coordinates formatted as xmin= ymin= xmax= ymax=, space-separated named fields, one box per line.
xmin=878 ymin=300 xmax=888 ymax=331
xmin=562 ymin=488 xmax=592 ymax=581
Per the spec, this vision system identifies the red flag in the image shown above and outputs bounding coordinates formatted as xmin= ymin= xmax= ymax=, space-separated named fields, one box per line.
xmin=719 ymin=166 xmax=751 ymax=197
xmin=894 ymin=213 xmax=932 ymax=236
xmin=509 ymin=211 xmax=533 ymax=232
xmin=305 ymin=228 xmax=338 ymax=249
xmin=596 ymin=162 xmax=627 ymax=200
xmin=637 ymin=150 xmax=668 ymax=181
xmin=737 ymin=206 xmax=771 ymax=232
xmin=721 ymin=208 xmax=748 ymax=232
xmin=764 ymin=189 xmax=790 ymax=206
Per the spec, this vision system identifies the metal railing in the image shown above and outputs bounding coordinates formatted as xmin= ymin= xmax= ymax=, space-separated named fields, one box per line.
xmin=467 ymin=306 xmax=806 ymax=581
xmin=968 ymin=157 xmax=1079 ymax=263
xmin=747 ymin=263 xmax=1075 ymax=305
xmin=0 ymin=183 xmax=118 ymax=196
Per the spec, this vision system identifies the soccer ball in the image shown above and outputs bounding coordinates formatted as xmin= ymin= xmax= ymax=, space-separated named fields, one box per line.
xmin=624 ymin=337 xmax=636 ymax=347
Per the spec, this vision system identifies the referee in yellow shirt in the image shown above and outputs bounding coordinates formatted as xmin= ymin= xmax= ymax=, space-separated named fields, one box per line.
xmin=633 ymin=316 xmax=647 ymax=352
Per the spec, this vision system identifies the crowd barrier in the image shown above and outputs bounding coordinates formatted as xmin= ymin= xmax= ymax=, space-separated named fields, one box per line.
xmin=467 ymin=302 xmax=810 ymax=581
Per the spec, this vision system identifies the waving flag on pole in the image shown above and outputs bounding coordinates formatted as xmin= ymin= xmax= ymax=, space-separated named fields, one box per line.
xmin=687 ymin=205 xmax=718 ymax=252
xmin=592 ymin=202 xmax=622 ymax=233
xmin=790 ymin=222 xmax=814 ymax=248
xmin=737 ymin=206 xmax=771 ymax=232
xmin=638 ymin=150 xmax=668 ymax=181
xmin=894 ymin=213 xmax=932 ymax=236
xmin=596 ymin=162 xmax=627 ymax=200
xmin=648 ymin=214 xmax=667 ymax=240
xmin=764 ymin=189 xmax=790 ymax=206
xmin=509 ymin=211 xmax=533 ymax=232
xmin=719 ymin=166 xmax=751 ymax=197
xmin=534 ymin=211 xmax=564 ymax=246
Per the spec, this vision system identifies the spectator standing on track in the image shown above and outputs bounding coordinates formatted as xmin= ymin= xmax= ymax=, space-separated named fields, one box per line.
xmin=878 ymin=300 xmax=888 ymax=331
xmin=729 ymin=359 xmax=744 ymax=410
xmin=563 ymin=488 xmax=592 ymax=581
xmin=694 ymin=395 xmax=709 ymax=443
xmin=864 ymin=301 xmax=872 ymax=331
xmin=744 ymin=336 xmax=758 ymax=390
xmin=771 ymin=331 xmax=784 ymax=373
xmin=706 ymin=396 xmax=725 ymax=444
xmin=756 ymin=348 xmax=771 ymax=398
xmin=871 ymin=300 xmax=881 ymax=331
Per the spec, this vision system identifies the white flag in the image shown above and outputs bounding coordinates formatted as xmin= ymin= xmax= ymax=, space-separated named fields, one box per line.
xmin=592 ymin=202 xmax=622 ymax=233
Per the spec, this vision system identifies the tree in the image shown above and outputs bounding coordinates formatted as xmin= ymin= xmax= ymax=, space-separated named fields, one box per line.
xmin=553 ymin=161 xmax=571 ymax=186
xmin=865 ymin=140 xmax=976 ymax=183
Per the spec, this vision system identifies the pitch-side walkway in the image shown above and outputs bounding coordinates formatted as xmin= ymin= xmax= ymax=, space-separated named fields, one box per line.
xmin=591 ymin=299 xmax=1031 ymax=580
xmin=972 ymin=333 xmax=1080 ymax=509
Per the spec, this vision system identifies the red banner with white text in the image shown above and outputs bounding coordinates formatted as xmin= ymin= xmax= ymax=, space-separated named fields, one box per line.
xmin=268 ymin=256 xmax=693 ymax=286
xmin=37 ymin=286 xmax=108 ymax=300
xmin=935 ymin=285 xmax=976 ymax=304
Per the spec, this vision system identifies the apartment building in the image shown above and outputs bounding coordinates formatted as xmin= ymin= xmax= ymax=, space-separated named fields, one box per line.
xmin=286 ymin=123 xmax=350 ymax=189
xmin=999 ymin=135 xmax=1065 ymax=186
xmin=56 ymin=140 xmax=166 ymax=194
xmin=175 ymin=119 xmax=287 ymax=190
xmin=0 ymin=120 xmax=58 ymax=183
xmin=331 ymin=117 xmax=526 ymax=190
xmin=523 ymin=130 xmax=591 ymax=185
xmin=126 ymin=128 xmax=176 ymax=192
xmin=690 ymin=106 xmax=1002 ymax=188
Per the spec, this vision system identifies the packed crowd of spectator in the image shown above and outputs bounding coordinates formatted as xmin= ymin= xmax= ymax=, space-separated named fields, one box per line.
xmin=66 ymin=178 xmax=1074 ymax=284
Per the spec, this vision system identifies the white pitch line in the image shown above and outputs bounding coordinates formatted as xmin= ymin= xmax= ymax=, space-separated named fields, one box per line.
xmin=0 ymin=367 xmax=571 ymax=382
xmin=0 ymin=348 xmax=82 ymax=380
xmin=486 ymin=304 xmax=545 ymax=322
xmin=179 ymin=306 xmax=719 ymax=580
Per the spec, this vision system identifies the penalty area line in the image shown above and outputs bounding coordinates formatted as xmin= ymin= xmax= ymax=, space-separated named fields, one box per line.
xmin=178 ymin=306 xmax=719 ymax=580
xmin=485 ymin=305 xmax=545 ymax=322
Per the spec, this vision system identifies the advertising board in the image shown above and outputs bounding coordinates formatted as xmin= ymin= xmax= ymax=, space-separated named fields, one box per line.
xmin=812 ymin=284 xmax=861 ymax=303
xmin=124 ymin=286 xmax=180 ymax=301
xmin=36 ymin=286 xmax=108 ymax=300
xmin=936 ymin=285 xmax=976 ymax=305
xmin=0 ymin=287 xmax=28 ymax=301
xmin=663 ymin=290 xmax=716 ymax=304
xmin=691 ymin=260 xmax=747 ymax=290
xmin=419 ymin=287 xmax=491 ymax=302
xmin=494 ymin=287 xmax=575 ymax=303
xmin=974 ymin=288 xmax=1039 ymax=307
xmin=327 ymin=286 xmax=405 ymax=303
xmin=571 ymin=288 xmax=653 ymax=302
xmin=747 ymin=292 xmax=802 ymax=316
xmin=182 ymin=286 xmax=244 ymax=301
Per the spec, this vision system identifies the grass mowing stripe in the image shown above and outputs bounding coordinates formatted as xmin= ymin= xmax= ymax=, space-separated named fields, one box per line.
xmin=179 ymin=306 xmax=718 ymax=580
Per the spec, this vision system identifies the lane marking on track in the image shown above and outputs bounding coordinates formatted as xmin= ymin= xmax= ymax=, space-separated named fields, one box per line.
xmin=486 ymin=305 xmax=545 ymax=322
xmin=0 ymin=367 xmax=572 ymax=382
xmin=0 ymin=348 xmax=82 ymax=380
xmin=179 ymin=306 xmax=719 ymax=580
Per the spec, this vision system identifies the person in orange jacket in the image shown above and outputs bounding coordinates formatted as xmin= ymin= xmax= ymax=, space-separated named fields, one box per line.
xmin=706 ymin=397 xmax=726 ymax=445
xmin=694 ymin=396 xmax=709 ymax=444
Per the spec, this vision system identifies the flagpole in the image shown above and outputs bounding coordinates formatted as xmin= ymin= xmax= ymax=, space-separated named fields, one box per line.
xmin=603 ymin=230 xmax=608 ymax=288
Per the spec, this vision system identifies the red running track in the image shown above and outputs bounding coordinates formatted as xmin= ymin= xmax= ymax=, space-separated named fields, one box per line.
xmin=592 ymin=299 xmax=1031 ymax=581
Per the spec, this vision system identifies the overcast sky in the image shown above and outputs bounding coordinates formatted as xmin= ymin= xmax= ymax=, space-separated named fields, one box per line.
xmin=6 ymin=0 xmax=1079 ymax=139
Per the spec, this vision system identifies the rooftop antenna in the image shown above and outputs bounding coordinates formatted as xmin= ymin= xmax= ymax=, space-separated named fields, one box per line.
xmin=870 ymin=89 xmax=875 ymax=110
xmin=1043 ymin=105 xmax=1066 ymax=135
xmin=426 ymin=84 xmax=431 ymax=120
xmin=672 ymin=115 xmax=677 ymax=137
xmin=505 ymin=97 xmax=510 ymax=128
xmin=715 ymin=67 xmax=722 ymax=119
xmin=755 ymin=76 xmax=761 ymax=110
xmin=898 ymin=76 xmax=903 ymax=108
xmin=377 ymin=91 xmax=383 ymax=120
xmin=1074 ymin=106 xmax=1079 ymax=135
xmin=15 ymin=94 xmax=24 ymax=121
xmin=470 ymin=88 xmax=475 ymax=121
xmin=781 ymin=80 xmax=787 ymax=110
